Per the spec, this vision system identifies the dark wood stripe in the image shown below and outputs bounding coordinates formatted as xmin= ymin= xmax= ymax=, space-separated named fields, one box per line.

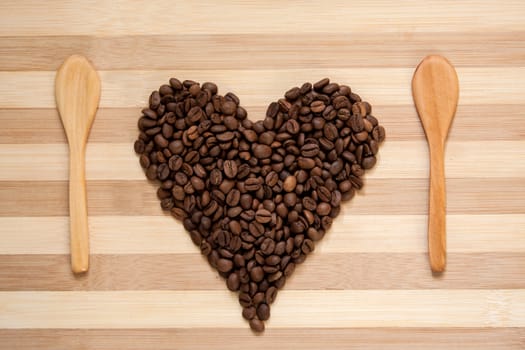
xmin=0 ymin=178 xmax=523 ymax=217
xmin=0 ymin=328 xmax=523 ymax=350
xmin=0 ymin=33 xmax=524 ymax=71
xmin=1 ymin=104 xmax=524 ymax=144
xmin=0 ymin=253 xmax=523 ymax=291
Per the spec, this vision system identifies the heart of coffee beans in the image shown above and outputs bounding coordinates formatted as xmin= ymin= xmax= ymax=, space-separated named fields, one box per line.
xmin=134 ymin=78 xmax=385 ymax=332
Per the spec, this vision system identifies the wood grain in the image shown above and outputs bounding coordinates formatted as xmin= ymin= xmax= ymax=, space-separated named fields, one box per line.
xmin=2 ymin=290 xmax=525 ymax=328
xmin=1 ymin=253 xmax=524 ymax=291
xmin=2 ymin=215 xmax=524 ymax=254
xmin=1 ymin=68 xmax=525 ymax=108
xmin=1 ymin=328 xmax=524 ymax=350
xmin=1 ymin=0 xmax=524 ymax=348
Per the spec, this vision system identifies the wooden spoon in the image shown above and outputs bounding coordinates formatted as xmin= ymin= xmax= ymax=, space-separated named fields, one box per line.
xmin=412 ymin=55 xmax=459 ymax=272
xmin=55 ymin=55 xmax=101 ymax=274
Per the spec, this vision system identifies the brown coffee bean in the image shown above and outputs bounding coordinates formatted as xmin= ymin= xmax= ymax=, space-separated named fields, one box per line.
xmin=217 ymin=131 xmax=235 ymax=142
xmin=223 ymin=159 xmax=238 ymax=178
xmin=226 ymin=188 xmax=241 ymax=206
xmin=310 ymin=100 xmax=326 ymax=113
xmin=136 ymin=78 xmax=386 ymax=331
xmin=249 ymin=319 xmax=265 ymax=332
xmin=255 ymin=209 xmax=272 ymax=224
xmin=250 ymin=266 xmax=264 ymax=282
xmin=298 ymin=157 xmax=315 ymax=169
xmin=285 ymin=119 xmax=300 ymax=134
xmin=282 ymin=175 xmax=297 ymax=192
xmin=330 ymin=159 xmax=344 ymax=176
xmin=283 ymin=193 xmax=297 ymax=207
xmin=301 ymin=143 xmax=319 ymax=157
xmin=265 ymin=171 xmax=279 ymax=187
xmin=241 ymin=306 xmax=256 ymax=321
xmin=362 ymin=156 xmax=377 ymax=169
xmin=253 ymin=144 xmax=272 ymax=159
xmin=245 ymin=178 xmax=261 ymax=191
xmin=301 ymin=239 xmax=315 ymax=254
xmin=313 ymin=78 xmax=329 ymax=91
xmin=227 ymin=272 xmax=240 ymax=291
xmin=249 ymin=221 xmax=264 ymax=237
xmin=316 ymin=202 xmax=331 ymax=216
xmin=323 ymin=123 xmax=338 ymax=141
xmin=256 ymin=303 xmax=270 ymax=321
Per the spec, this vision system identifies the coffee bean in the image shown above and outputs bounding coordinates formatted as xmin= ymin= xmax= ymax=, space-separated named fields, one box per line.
xmin=245 ymin=178 xmax=261 ymax=191
xmin=313 ymin=78 xmax=330 ymax=91
xmin=362 ymin=156 xmax=377 ymax=169
xmin=316 ymin=202 xmax=331 ymax=216
xmin=330 ymin=159 xmax=344 ymax=176
xmin=243 ymin=306 xmax=256 ymax=320
xmin=223 ymin=159 xmax=238 ymax=179
xmin=249 ymin=318 xmax=265 ymax=332
xmin=285 ymin=119 xmax=300 ymax=134
xmin=249 ymin=221 xmax=264 ymax=237
xmin=265 ymin=171 xmax=279 ymax=187
xmin=323 ymin=123 xmax=338 ymax=141
xmin=301 ymin=143 xmax=319 ymax=157
xmin=298 ymin=157 xmax=315 ymax=169
xmin=255 ymin=209 xmax=272 ymax=224
xmin=310 ymin=100 xmax=325 ymax=113
xmin=253 ymin=144 xmax=272 ymax=159
xmin=136 ymin=78 xmax=385 ymax=331
xmin=227 ymin=272 xmax=240 ymax=291
xmin=283 ymin=175 xmax=297 ymax=192
xmin=250 ymin=266 xmax=264 ymax=282
xmin=257 ymin=303 xmax=270 ymax=321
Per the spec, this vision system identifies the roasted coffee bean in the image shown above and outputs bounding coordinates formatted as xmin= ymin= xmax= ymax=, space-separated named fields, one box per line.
xmin=316 ymin=202 xmax=331 ymax=216
xmin=255 ymin=209 xmax=272 ymax=224
xmin=245 ymin=178 xmax=261 ymax=191
xmin=135 ymin=78 xmax=385 ymax=332
xmin=323 ymin=123 xmax=338 ymax=141
xmin=227 ymin=272 xmax=240 ymax=291
xmin=242 ymin=306 xmax=256 ymax=320
xmin=226 ymin=188 xmax=241 ymax=206
xmin=250 ymin=266 xmax=264 ymax=282
xmin=223 ymin=159 xmax=238 ymax=179
xmin=310 ymin=100 xmax=325 ymax=113
xmin=265 ymin=171 xmax=279 ymax=187
xmin=283 ymin=175 xmax=297 ymax=192
xmin=313 ymin=78 xmax=330 ymax=91
xmin=253 ymin=144 xmax=272 ymax=159
xmin=249 ymin=318 xmax=265 ymax=332
xmin=257 ymin=303 xmax=270 ymax=321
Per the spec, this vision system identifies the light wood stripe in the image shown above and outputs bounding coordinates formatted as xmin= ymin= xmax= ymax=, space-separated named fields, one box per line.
xmin=0 ymin=253 xmax=523 ymax=291
xmin=1 ymin=0 xmax=524 ymax=36
xmin=2 ymin=215 xmax=523 ymax=254
xmin=2 ymin=104 xmax=525 ymax=144
xmin=1 ymin=141 xmax=523 ymax=180
xmin=1 ymin=33 xmax=524 ymax=71
xmin=1 ymin=290 xmax=524 ymax=328
xmin=1 ymin=68 xmax=524 ymax=108
xmin=1 ymin=328 xmax=524 ymax=350
xmin=0 ymin=178 xmax=522 ymax=217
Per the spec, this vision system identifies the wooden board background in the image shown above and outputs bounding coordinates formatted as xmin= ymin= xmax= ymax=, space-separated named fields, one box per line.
xmin=0 ymin=0 xmax=524 ymax=348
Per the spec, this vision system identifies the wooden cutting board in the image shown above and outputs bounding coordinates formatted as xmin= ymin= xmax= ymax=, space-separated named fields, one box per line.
xmin=0 ymin=1 xmax=524 ymax=348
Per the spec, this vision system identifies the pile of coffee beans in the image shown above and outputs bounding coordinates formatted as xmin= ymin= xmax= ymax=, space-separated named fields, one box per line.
xmin=134 ymin=78 xmax=385 ymax=332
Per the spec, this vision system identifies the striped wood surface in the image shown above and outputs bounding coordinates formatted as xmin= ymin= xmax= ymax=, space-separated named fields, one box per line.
xmin=0 ymin=1 xmax=524 ymax=349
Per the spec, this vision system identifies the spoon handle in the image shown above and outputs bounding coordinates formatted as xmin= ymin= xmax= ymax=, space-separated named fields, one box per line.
xmin=428 ymin=145 xmax=446 ymax=272
xmin=69 ymin=145 xmax=89 ymax=273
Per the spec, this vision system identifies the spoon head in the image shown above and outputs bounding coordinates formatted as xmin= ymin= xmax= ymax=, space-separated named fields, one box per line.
xmin=412 ymin=55 xmax=459 ymax=143
xmin=55 ymin=55 xmax=101 ymax=146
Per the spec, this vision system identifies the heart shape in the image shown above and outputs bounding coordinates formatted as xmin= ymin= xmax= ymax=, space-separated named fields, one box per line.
xmin=134 ymin=78 xmax=385 ymax=332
